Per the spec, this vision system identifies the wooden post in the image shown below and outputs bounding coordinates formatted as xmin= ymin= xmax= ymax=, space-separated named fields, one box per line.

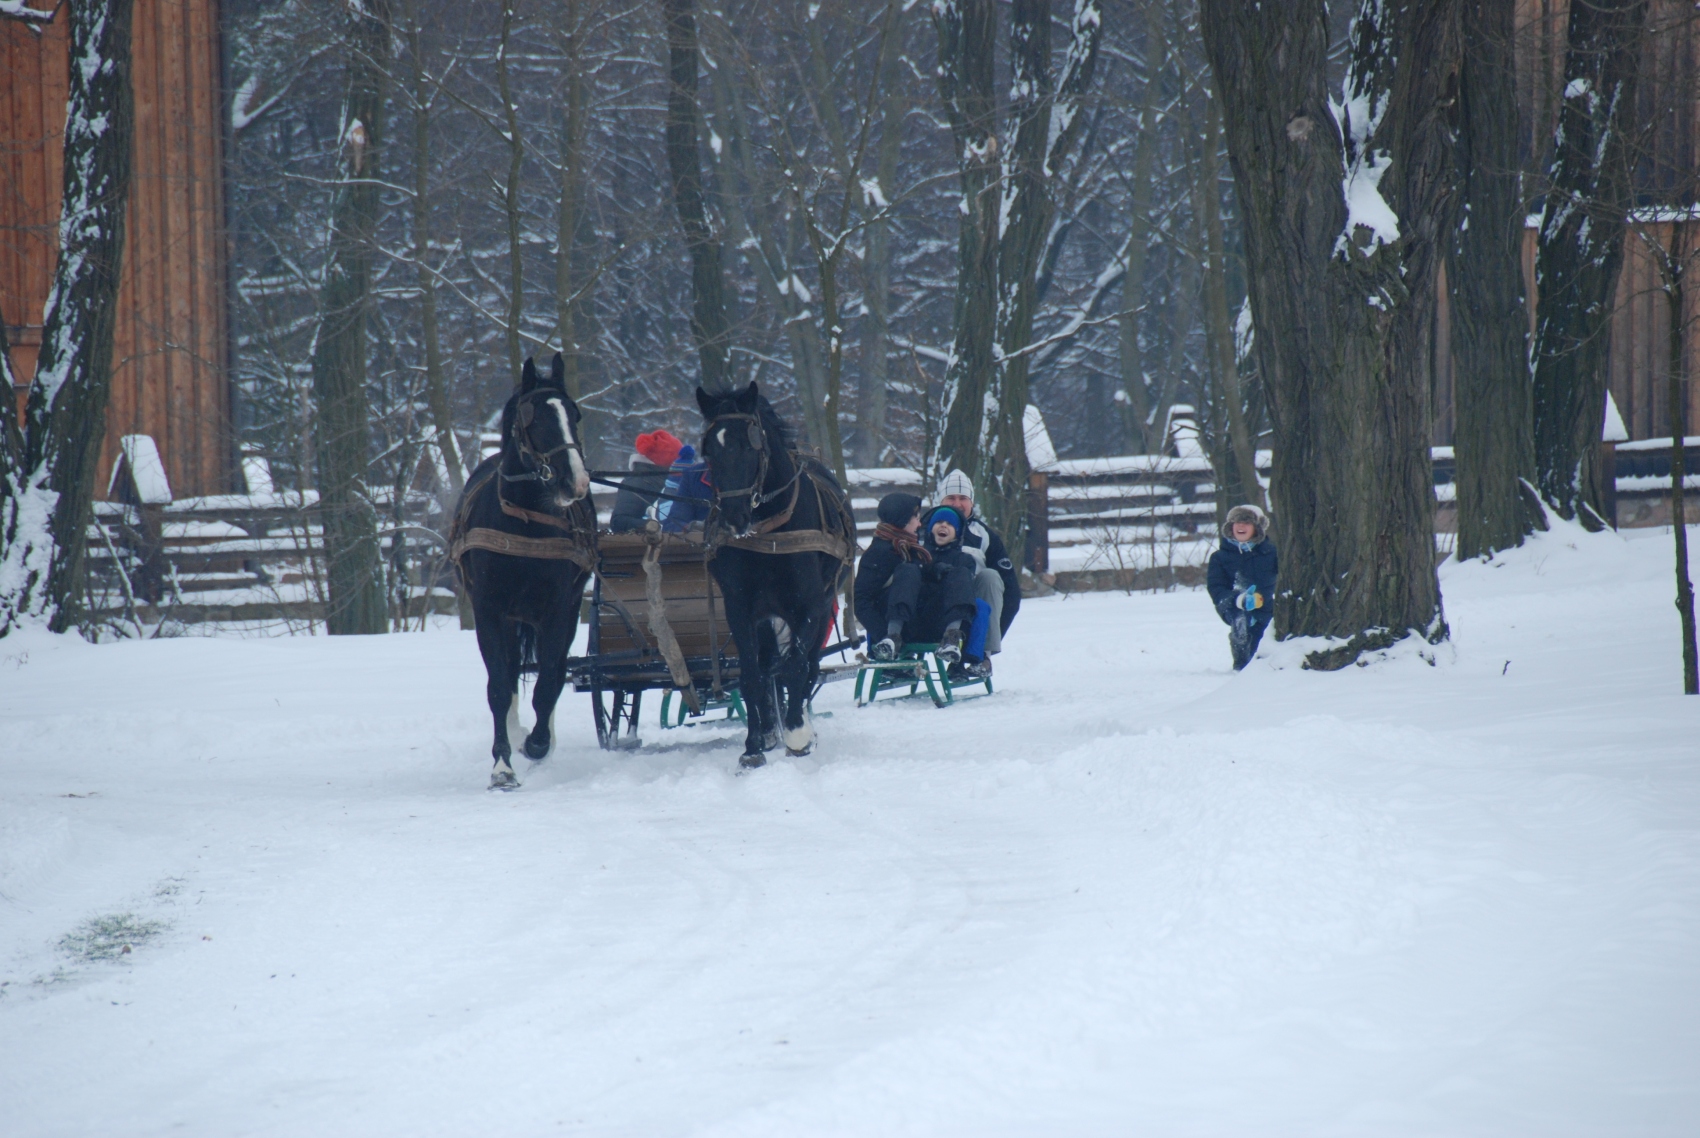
xmin=1026 ymin=470 xmax=1048 ymax=574
xmin=1599 ymin=440 xmax=1618 ymax=529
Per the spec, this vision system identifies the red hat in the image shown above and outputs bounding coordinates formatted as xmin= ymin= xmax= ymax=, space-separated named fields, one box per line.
xmin=634 ymin=429 xmax=684 ymax=468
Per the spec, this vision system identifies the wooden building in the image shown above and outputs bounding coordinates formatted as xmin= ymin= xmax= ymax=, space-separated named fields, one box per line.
xmin=1433 ymin=0 xmax=1700 ymax=447
xmin=2 ymin=0 xmax=231 ymax=499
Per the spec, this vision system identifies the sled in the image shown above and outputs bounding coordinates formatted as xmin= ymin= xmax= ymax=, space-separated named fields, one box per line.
xmin=852 ymin=642 xmax=993 ymax=709
xmin=564 ymin=530 xmax=740 ymax=748
xmin=566 ymin=529 xmax=852 ymax=747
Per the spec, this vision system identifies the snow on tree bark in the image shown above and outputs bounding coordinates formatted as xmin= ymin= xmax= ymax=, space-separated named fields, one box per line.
xmin=0 ymin=0 xmax=137 ymax=637
xmin=1200 ymin=0 xmax=1457 ymax=666
xmin=310 ymin=0 xmax=393 ymax=636
xmin=1530 ymin=0 xmax=1649 ymax=528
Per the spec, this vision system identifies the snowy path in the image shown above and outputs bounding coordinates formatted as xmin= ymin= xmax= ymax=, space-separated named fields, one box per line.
xmin=3 ymin=524 xmax=1698 ymax=1135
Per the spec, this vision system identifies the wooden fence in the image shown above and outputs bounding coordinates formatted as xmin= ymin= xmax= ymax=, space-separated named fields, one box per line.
xmin=82 ymin=437 xmax=1700 ymax=628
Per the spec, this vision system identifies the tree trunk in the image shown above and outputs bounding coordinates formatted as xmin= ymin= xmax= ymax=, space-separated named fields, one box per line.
xmin=0 ymin=0 xmax=137 ymax=637
xmin=931 ymin=0 xmax=999 ymax=487
xmin=496 ymin=0 xmax=526 ymax=382
xmin=310 ymin=0 xmax=392 ymax=636
xmin=701 ymin=62 xmax=829 ymax=447
xmin=663 ymin=0 xmax=733 ymax=393
xmin=1667 ymin=224 xmax=1698 ymax=693
xmin=555 ymin=0 xmax=592 ymax=440
xmin=851 ymin=8 xmax=907 ymax=470
xmin=402 ymin=0 xmax=471 ymax=630
xmin=853 ymin=22 xmax=906 ymax=469
xmin=934 ymin=0 xmax=1101 ymax=566
xmin=1194 ymin=92 xmax=1263 ymax=510
xmin=1200 ymin=0 xmax=1457 ymax=666
xmin=1450 ymin=0 xmax=1542 ymax=561
xmin=1116 ymin=1 xmax=1166 ymax=454
xmin=1530 ymin=0 xmax=1649 ymax=527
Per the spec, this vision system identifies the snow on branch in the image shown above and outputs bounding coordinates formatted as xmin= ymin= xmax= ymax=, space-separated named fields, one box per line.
xmin=1045 ymin=0 xmax=1104 ymax=177
xmin=1330 ymin=0 xmax=1400 ymax=257
xmin=0 ymin=0 xmax=58 ymax=23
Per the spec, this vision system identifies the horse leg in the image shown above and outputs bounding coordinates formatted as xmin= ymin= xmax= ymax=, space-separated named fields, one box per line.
xmin=721 ymin=597 xmax=772 ymax=767
xmin=780 ymin=607 xmax=825 ymax=756
xmin=476 ymin=607 xmax=522 ymax=790
xmin=524 ymin=608 xmax=576 ymax=760
xmin=756 ymin=619 xmax=784 ymax=753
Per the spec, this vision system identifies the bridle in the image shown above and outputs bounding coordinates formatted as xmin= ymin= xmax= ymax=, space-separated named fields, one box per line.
xmin=500 ymin=394 xmax=584 ymax=489
xmin=705 ymin=412 xmax=791 ymax=507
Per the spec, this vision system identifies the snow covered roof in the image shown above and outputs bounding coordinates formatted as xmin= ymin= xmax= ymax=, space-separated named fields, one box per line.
xmin=109 ymin=434 xmax=173 ymax=504
xmin=1024 ymin=404 xmax=1058 ymax=472
xmin=1602 ymin=391 xmax=1629 ymax=444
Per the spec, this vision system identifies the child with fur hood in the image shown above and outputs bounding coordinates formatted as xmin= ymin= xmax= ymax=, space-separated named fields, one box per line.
xmin=1206 ymin=503 xmax=1277 ymax=671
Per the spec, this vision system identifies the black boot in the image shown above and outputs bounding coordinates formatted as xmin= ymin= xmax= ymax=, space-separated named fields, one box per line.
xmin=937 ymin=626 xmax=963 ymax=666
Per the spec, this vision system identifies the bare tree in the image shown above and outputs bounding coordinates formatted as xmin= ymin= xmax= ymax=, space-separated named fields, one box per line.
xmin=0 ymin=0 xmax=137 ymax=637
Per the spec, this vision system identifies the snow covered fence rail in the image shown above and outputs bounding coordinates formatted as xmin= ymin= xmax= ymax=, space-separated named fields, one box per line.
xmin=84 ymin=465 xmax=459 ymax=630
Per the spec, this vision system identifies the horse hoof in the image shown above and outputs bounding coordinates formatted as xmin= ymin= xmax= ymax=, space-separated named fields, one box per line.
xmin=785 ymin=744 xmax=812 ymax=758
xmin=489 ymin=757 xmax=518 ymax=790
xmin=739 ymin=753 xmax=767 ymax=769
xmin=523 ymin=734 xmax=550 ymax=760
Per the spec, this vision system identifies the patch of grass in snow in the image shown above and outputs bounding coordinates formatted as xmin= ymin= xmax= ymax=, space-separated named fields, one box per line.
xmin=57 ymin=912 xmax=167 ymax=962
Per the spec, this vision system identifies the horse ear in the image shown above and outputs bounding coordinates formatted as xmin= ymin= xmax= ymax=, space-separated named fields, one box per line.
xmin=520 ymin=357 xmax=539 ymax=393
xmin=735 ymin=381 xmax=759 ymax=413
xmin=696 ymin=386 xmax=719 ymax=418
xmin=548 ymin=352 xmax=566 ymax=389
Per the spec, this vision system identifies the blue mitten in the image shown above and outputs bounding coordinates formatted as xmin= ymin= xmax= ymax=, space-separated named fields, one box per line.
xmin=1240 ymin=590 xmax=1261 ymax=612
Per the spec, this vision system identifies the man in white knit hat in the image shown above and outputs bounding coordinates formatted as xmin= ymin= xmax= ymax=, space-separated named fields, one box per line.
xmin=935 ymin=469 xmax=1020 ymax=665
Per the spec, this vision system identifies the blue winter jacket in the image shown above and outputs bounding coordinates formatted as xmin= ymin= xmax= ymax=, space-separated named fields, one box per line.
xmin=1206 ymin=537 xmax=1277 ymax=622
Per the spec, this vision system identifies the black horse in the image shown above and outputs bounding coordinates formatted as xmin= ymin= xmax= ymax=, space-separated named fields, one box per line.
xmin=695 ymin=382 xmax=856 ymax=768
xmin=452 ymin=354 xmax=595 ymax=790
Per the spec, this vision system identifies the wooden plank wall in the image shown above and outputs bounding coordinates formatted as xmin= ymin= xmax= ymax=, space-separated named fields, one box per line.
xmin=1608 ymin=221 xmax=1700 ymax=440
xmin=1 ymin=0 xmax=230 ymax=498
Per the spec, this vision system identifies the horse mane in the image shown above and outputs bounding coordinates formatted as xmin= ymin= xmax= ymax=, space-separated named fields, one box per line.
xmin=751 ymin=393 xmax=795 ymax=454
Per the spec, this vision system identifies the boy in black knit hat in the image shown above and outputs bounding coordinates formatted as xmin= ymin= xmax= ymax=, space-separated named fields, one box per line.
xmin=854 ymin=494 xmax=978 ymax=665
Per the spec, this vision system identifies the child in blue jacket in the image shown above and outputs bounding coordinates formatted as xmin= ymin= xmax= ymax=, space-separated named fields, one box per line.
xmin=1206 ymin=503 xmax=1277 ymax=671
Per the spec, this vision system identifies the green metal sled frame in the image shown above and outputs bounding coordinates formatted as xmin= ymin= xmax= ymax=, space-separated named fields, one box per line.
xmin=852 ymin=643 xmax=993 ymax=708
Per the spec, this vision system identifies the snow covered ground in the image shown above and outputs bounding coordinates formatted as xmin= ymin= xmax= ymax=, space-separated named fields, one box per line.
xmin=3 ymin=521 xmax=1698 ymax=1136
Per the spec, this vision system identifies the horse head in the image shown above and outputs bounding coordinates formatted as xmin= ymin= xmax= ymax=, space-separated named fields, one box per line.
xmin=505 ymin=353 xmax=590 ymax=503
xmin=696 ymin=381 xmax=777 ymax=535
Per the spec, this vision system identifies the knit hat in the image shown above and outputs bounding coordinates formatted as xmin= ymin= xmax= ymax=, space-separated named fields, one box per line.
xmin=926 ymin=505 xmax=964 ymax=535
xmin=877 ymin=492 xmax=923 ymax=527
xmin=672 ymin=444 xmax=698 ymax=467
xmin=1222 ymin=503 xmax=1268 ymax=542
xmin=634 ymin=429 xmax=684 ymax=468
xmin=936 ymin=469 xmax=974 ymax=502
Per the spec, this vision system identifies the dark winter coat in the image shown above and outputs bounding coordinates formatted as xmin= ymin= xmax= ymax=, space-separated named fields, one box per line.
xmin=854 ymin=535 xmax=906 ymax=637
xmin=958 ymin=515 xmax=1021 ymax=634
xmin=1206 ymin=537 xmax=1278 ymax=624
xmin=657 ymin=452 xmax=715 ymax=531
xmin=855 ymin=526 xmax=975 ymax=638
xmin=609 ymin=461 xmax=667 ymax=532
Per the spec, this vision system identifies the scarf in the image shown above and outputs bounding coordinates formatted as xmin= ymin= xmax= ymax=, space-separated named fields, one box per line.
xmin=874 ymin=522 xmax=931 ymax=564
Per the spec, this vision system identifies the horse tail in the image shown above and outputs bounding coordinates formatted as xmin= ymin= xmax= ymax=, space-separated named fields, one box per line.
xmin=516 ymin=621 xmax=540 ymax=677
